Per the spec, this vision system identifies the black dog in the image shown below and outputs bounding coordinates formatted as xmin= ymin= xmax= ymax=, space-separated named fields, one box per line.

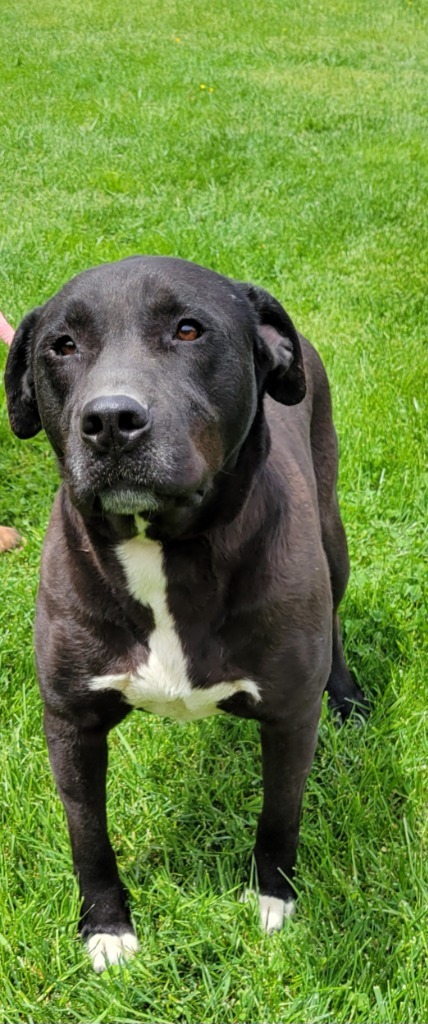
xmin=6 ymin=257 xmax=364 ymax=972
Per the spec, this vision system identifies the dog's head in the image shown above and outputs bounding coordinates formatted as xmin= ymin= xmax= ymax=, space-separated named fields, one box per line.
xmin=5 ymin=257 xmax=306 ymax=536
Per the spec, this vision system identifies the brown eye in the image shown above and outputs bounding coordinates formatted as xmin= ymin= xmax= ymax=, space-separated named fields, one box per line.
xmin=175 ymin=320 xmax=202 ymax=342
xmin=52 ymin=336 xmax=77 ymax=356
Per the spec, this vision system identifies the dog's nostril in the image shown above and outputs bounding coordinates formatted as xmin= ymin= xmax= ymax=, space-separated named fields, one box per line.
xmin=83 ymin=414 xmax=104 ymax=436
xmin=118 ymin=410 xmax=147 ymax=433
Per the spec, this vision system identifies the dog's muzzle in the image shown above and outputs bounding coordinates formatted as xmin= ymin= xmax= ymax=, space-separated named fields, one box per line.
xmin=77 ymin=392 xmax=209 ymax=528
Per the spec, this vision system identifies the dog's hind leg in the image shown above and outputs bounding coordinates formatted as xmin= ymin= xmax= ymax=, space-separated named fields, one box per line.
xmin=316 ymin=495 xmax=367 ymax=719
xmin=316 ymin=509 xmax=367 ymax=718
xmin=326 ymin=613 xmax=367 ymax=719
xmin=308 ymin=352 xmax=367 ymax=719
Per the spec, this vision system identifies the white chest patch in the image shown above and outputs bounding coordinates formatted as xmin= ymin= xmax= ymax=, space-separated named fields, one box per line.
xmin=89 ymin=533 xmax=260 ymax=722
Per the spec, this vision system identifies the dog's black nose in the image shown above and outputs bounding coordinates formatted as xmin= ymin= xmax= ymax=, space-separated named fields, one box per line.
xmin=80 ymin=395 xmax=152 ymax=452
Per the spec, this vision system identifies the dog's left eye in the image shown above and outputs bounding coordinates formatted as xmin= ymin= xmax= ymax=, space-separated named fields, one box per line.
xmin=51 ymin=336 xmax=77 ymax=357
xmin=175 ymin=320 xmax=202 ymax=342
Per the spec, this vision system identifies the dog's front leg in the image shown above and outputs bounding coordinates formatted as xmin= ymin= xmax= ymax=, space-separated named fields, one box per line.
xmin=253 ymin=714 xmax=320 ymax=933
xmin=43 ymin=707 xmax=139 ymax=972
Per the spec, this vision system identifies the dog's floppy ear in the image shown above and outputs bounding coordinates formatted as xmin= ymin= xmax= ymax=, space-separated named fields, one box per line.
xmin=5 ymin=308 xmax=43 ymax=438
xmin=244 ymin=284 xmax=306 ymax=405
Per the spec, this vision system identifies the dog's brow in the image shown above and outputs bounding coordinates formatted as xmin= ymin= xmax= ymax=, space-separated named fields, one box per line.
xmin=144 ymin=294 xmax=187 ymax=319
xmin=61 ymin=300 xmax=98 ymax=331
xmin=141 ymin=283 xmax=214 ymax=323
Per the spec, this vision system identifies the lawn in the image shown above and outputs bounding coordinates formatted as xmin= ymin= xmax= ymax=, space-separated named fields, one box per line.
xmin=0 ymin=0 xmax=427 ymax=1021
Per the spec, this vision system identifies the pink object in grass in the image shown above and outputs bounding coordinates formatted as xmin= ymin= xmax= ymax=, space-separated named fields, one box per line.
xmin=0 ymin=312 xmax=15 ymax=346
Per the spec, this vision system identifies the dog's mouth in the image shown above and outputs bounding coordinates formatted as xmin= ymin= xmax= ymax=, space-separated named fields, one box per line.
xmin=97 ymin=482 xmax=206 ymax=519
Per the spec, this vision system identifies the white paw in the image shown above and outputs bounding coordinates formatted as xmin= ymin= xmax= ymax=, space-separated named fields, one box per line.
xmin=86 ymin=931 xmax=140 ymax=973
xmin=241 ymin=889 xmax=295 ymax=933
xmin=258 ymin=893 xmax=295 ymax=933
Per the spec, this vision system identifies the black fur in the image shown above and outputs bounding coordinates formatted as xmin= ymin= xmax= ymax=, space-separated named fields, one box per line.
xmin=5 ymin=256 xmax=365 ymax=956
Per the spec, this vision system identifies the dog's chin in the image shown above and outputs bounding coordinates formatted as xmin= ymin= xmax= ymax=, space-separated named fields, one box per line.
xmin=99 ymin=486 xmax=161 ymax=517
xmin=96 ymin=483 xmax=208 ymax=538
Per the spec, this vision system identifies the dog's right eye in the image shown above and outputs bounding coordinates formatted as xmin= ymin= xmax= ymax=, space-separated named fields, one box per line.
xmin=51 ymin=336 xmax=77 ymax=357
xmin=175 ymin=320 xmax=203 ymax=342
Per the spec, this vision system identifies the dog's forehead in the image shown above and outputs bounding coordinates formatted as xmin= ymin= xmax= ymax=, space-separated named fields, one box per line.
xmin=45 ymin=257 xmax=250 ymax=329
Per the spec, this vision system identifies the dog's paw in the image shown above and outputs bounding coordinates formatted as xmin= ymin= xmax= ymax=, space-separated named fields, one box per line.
xmin=240 ymin=889 xmax=295 ymax=933
xmin=258 ymin=894 xmax=295 ymax=933
xmin=86 ymin=931 xmax=140 ymax=973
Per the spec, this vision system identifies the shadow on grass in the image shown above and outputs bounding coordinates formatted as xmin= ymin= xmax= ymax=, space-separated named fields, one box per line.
xmin=342 ymin=588 xmax=413 ymax=699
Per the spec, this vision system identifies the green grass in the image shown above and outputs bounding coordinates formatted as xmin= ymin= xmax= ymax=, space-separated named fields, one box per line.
xmin=0 ymin=0 xmax=427 ymax=1020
